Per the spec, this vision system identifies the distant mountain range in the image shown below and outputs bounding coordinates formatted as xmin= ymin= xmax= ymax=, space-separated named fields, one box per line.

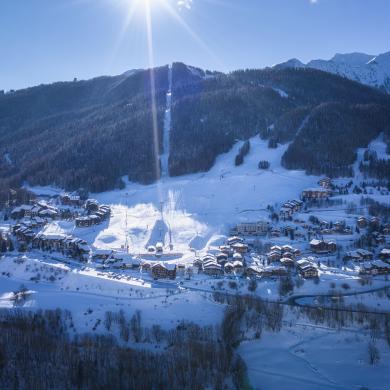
xmin=274 ymin=51 xmax=390 ymax=93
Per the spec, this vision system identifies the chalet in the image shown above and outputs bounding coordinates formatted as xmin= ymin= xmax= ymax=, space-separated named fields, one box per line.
xmin=203 ymin=262 xmax=223 ymax=277
xmin=85 ymin=199 xmax=99 ymax=213
xmin=383 ymin=224 xmax=390 ymax=235
xmin=193 ymin=257 xmax=203 ymax=271
xmin=38 ymin=208 xmax=59 ymax=219
xmin=32 ymin=233 xmax=67 ymax=251
xmin=280 ymin=200 xmax=303 ymax=218
xmin=224 ymin=262 xmax=234 ymax=274
xmin=270 ymin=229 xmax=281 ymax=238
xmin=282 ymin=251 xmax=294 ymax=259
xmin=233 ymin=260 xmax=244 ymax=274
xmin=60 ymin=193 xmax=83 ymax=206
xmin=62 ymin=237 xmax=90 ymax=258
xmin=357 ymin=216 xmax=368 ymax=229
xmin=141 ymin=262 xmax=151 ymax=271
xmin=280 ymin=257 xmax=294 ymax=267
xmin=373 ymin=232 xmax=386 ymax=245
xmin=219 ymin=245 xmax=233 ymax=256
xmin=370 ymin=217 xmax=381 ymax=229
xmin=13 ymin=225 xmax=35 ymax=243
xmin=261 ymin=265 xmax=288 ymax=277
xmin=301 ymin=188 xmax=331 ymax=201
xmin=226 ymin=236 xmax=243 ymax=246
xmin=310 ymin=239 xmax=336 ymax=254
xmin=296 ymin=259 xmax=318 ymax=278
xmin=318 ymin=177 xmax=332 ymax=189
xmin=92 ymin=249 xmax=113 ymax=262
xmin=75 ymin=216 xmax=93 ymax=227
xmin=75 ymin=205 xmax=111 ymax=228
xmin=372 ymin=260 xmax=390 ymax=274
xmin=231 ymin=242 xmax=248 ymax=254
xmin=235 ymin=221 xmax=269 ymax=236
xmin=279 ymin=206 xmax=294 ymax=219
xmin=111 ymin=253 xmax=140 ymax=269
xmin=10 ymin=205 xmax=33 ymax=220
xmin=202 ymin=254 xmax=217 ymax=264
xmin=246 ymin=265 xmax=262 ymax=278
xmin=216 ymin=252 xmax=228 ymax=265
xmin=360 ymin=262 xmax=375 ymax=275
xmin=344 ymin=249 xmax=373 ymax=262
xmin=151 ymin=263 xmax=176 ymax=280
xmin=379 ymin=248 xmax=390 ymax=261
xmin=267 ymin=250 xmax=281 ymax=262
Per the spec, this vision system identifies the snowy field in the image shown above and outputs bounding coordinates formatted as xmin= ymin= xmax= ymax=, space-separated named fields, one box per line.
xmin=0 ymin=255 xmax=224 ymax=335
xmin=240 ymin=325 xmax=390 ymax=390
xmin=32 ymin=136 xmax=319 ymax=257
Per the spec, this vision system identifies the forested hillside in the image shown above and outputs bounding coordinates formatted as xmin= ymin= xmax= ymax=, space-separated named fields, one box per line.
xmin=170 ymin=67 xmax=390 ymax=177
xmin=0 ymin=66 xmax=169 ymax=192
xmin=1 ymin=63 xmax=390 ymax=195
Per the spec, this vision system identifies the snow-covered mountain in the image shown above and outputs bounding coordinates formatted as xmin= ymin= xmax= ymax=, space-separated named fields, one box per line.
xmin=274 ymin=51 xmax=390 ymax=93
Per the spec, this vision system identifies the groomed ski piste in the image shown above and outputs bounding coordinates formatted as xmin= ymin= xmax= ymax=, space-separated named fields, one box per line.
xmin=2 ymin=135 xmax=390 ymax=389
xmin=33 ymin=136 xmax=319 ymax=255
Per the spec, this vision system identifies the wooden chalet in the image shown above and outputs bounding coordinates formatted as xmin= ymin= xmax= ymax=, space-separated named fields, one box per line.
xmin=151 ymin=263 xmax=176 ymax=280
xmin=267 ymin=250 xmax=281 ymax=262
xmin=310 ymin=239 xmax=336 ymax=254
xmin=360 ymin=260 xmax=390 ymax=275
xmin=301 ymin=188 xmax=331 ymax=201
xmin=60 ymin=193 xmax=83 ymax=206
xmin=246 ymin=265 xmax=262 ymax=278
xmin=203 ymin=261 xmax=223 ymax=276
xmin=318 ymin=177 xmax=332 ymax=189
xmin=231 ymin=242 xmax=248 ymax=254
xmin=344 ymin=249 xmax=373 ymax=262
xmin=280 ymin=257 xmax=295 ymax=267
xmin=379 ymin=248 xmax=390 ymax=261
xmin=357 ymin=216 xmax=368 ymax=229
xmin=92 ymin=249 xmax=113 ymax=262
xmin=226 ymin=236 xmax=243 ymax=246
xmin=224 ymin=262 xmax=234 ymax=274
xmin=296 ymin=259 xmax=318 ymax=278
xmin=261 ymin=265 xmax=288 ymax=277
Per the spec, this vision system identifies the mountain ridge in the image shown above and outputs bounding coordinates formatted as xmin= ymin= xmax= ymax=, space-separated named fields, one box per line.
xmin=0 ymin=62 xmax=390 ymax=197
xmin=274 ymin=51 xmax=390 ymax=93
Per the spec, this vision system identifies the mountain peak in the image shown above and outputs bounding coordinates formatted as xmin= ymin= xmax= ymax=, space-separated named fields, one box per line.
xmin=274 ymin=51 xmax=390 ymax=93
xmin=331 ymin=52 xmax=375 ymax=66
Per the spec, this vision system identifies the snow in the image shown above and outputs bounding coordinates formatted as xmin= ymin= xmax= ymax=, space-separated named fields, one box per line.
xmin=274 ymin=51 xmax=390 ymax=93
xmin=368 ymin=133 xmax=390 ymax=160
xmin=272 ymin=87 xmax=289 ymax=98
xmin=160 ymin=63 xmax=172 ymax=178
xmin=33 ymin=136 xmax=318 ymax=257
xmin=240 ymin=325 xmax=390 ymax=390
xmin=0 ymin=255 xmax=224 ymax=334
xmin=3 ymin=153 xmax=12 ymax=165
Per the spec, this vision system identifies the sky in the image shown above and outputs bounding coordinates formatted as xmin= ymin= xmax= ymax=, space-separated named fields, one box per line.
xmin=1 ymin=0 xmax=390 ymax=91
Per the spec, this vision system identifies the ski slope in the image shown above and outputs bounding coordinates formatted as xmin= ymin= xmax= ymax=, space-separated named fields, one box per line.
xmin=66 ymin=136 xmax=319 ymax=255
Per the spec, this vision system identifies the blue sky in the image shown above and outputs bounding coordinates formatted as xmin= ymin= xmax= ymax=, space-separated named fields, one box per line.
xmin=1 ymin=0 xmax=389 ymax=90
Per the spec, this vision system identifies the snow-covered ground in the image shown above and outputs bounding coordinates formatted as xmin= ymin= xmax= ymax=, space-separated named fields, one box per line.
xmin=0 ymin=255 xmax=224 ymax=335
xmin=160 ymin=63 xmax=172 ymax=178
xmin=35 ymin=136 xmax=318 ymax=257
xmin=240 ymin=325 xmax=390 ymax=390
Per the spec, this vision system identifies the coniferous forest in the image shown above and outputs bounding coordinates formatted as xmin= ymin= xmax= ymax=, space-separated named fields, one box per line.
xmin=1 ymin=63 xmax=390 ymax=195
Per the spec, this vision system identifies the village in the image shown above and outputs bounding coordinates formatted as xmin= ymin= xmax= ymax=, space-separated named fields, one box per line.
xmin=1 ymin=175 xmax=390 ymax=292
